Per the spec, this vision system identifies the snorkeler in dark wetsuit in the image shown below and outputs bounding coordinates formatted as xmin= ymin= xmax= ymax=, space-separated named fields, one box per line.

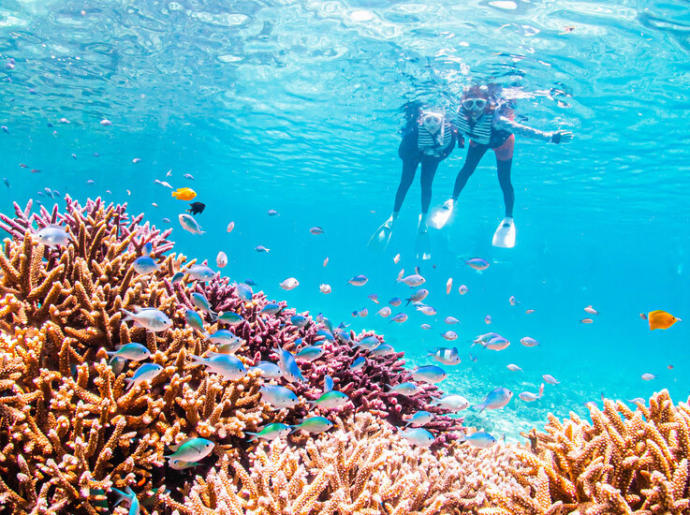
xmin=430 ymin=84 xmax=573 ymax=247
xmin=369 ymin=102 xmax=460 ymax=259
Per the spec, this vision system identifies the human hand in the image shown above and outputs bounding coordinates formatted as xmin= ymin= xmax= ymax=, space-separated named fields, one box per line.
xmin=551 ymin=130 xmax=573 ymax=144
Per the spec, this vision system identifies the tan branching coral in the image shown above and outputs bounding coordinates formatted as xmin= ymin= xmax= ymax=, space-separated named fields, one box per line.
xmin=0 ymin=321 xmax=275 ymax=513
xmin=489 ymin=390 xmax=690 ymax=514
xmin=165 ymin=412 xmax=527 ymax=515
xmin=0 ymin=201 xmax=277 ymax=513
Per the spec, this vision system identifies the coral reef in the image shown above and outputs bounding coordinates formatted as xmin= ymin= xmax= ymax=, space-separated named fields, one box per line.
xmin=6 ymin=197 xmax=687 ymax=515
xmin=0 ymin=199 xmax=274 ymax=513
xmin=489 ymin=389 xmax=690 ymax=514
xmin=163 ymin=412 xmax=526 ymax=515
xmin=177 ymin=277 xmax=464 ymax=441
xmin=0 ymin=198 xmax=463 ymax=513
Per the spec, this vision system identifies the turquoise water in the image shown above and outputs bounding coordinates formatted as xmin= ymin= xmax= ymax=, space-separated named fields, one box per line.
xmin=1 ymin=0 xmax=688 ymax=439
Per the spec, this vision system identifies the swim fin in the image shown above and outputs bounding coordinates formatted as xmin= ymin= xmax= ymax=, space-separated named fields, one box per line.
xmin=415 ymin=214 xmax=432 ymax=261
xmin=492 ymin=217 xmax=516 ymax=248
xmin=429 ymin=198 xmax=454 ymax=229
xmin=367 ymin=215 xmax=395 ymax=251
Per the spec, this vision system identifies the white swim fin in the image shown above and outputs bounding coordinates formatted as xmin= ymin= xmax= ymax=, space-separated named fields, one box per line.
xmin=415 ymin=213 xmax=432 ymax=261
xmin=492 ymin=217 xmax=516 ymax=248
xmin=368 ymin=215 xmax=395 ymax=251
xmin=429 ymin=198 xmax=454 ymax=229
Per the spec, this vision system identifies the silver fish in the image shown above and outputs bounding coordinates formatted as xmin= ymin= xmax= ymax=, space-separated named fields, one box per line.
xmin=122 ymin=308 xmax=172 ymax=332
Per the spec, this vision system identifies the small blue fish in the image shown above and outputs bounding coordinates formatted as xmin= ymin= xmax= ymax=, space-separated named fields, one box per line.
xmin=165 ymin=438 xmax=215 ymax=461
xmin=310 ymin=390 xmax=349 ymax=409
xmin=428 ymin=347 xmax=460 ymax=366
xmin=404 ymin=410 xmax=434 ymax=427
xmin=293 ymin=416 xmax=333 ymax=434
xmin=184 ymin=309 xmax=207 ymax=334
xmin=218 ymin=311 xmax=245 ymax=325
xmin=190 ymin=353 xmax=246 ymax=380
xmin=178 ymin=213 xmax=205 ymax=235
xmin=208 ymin=330 xmax=244 ymax=353
xmin=461 ymin=431 xmax=496 ymax=449
xmin=126 ymin=363 xmax=163 ymax=390
xmin=106 ymin=343 xmax=150 ymax=363
xmin=350 ymin=356 xmax=366 ymax=371
xmin=168 ymin=458 xmax=203 ymax=470
xmin=244 ymin=279 xmax=257 ymax=286
xmin=335 ymin=328 xmax=352 ymax=344
xmin=144 ymin=242 xmax=153 ymax=255
xmin=412 ymin=365 xmax=446 ymax=384
xmin=295 ymin=345 xmax=324 ymax=362
xmin=171 ymin=272 xmax=185 ymax=284
xmin=187 ymin=264 xmax=215 ymax=282
xmin=431 ymin=394 xmax=470 ymax=411
xmin=389 ymin=297 xmax=402 ymax=306
xmin=262 ymin=303 xmax=282 ymax=315
xmin=191 ymin=292 xmax=215 ymax=316
xmin=356 ymin=335 xmax=379 ymax=350
xmin=260 ymin=384 xmax=299 ymax=409
xmin=475 ymin=387 xmax=513 ymax=412
xmin=236 ymin=283 xmax=253 ymax=302
xmin=316 ymin=329 xmax=335 ymax=341
xmin=324 ymin=375 xmax=334 ymax=392
xmin=406 ymin=289 xmax=429 ymax=305
xmin=401 ymin=428 xmax=434 ymax=447
xmin=348 ymin=274 xmax=368 ymax=286
xmin=255 ymin=245 xmax=270 ymax=253
xmin=122 ymin=308 xmax=172 ymax=333
xmin=252 ymin=360 xmax=282 ymax=378
xmin=388 ymin=382 xmax=420 ymax=396
xmin=277 ymin=346 xmax=306 ymax=382
xmin=112 ymin=486 xmax=140 ymax=515
xmin=35 ymin=225 xmax=72 ymax=247
xmin=390 ymin=313 xmax=408 ymax=323
xmin=290 ymin=314 xmax=309 ymax=328
xmin=321 ymin=316 xmax=335 ymax=332
xmin=247 ymin=423 xmax=292 ymax=441
xmin=133 ymin=256 xmax=159 ymax=275
xmin=370 ymin=343 xmax=396 ymax=357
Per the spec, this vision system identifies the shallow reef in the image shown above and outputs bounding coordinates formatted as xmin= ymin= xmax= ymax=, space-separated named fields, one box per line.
xmin=0 ymin=197 xmax=688 ymax=514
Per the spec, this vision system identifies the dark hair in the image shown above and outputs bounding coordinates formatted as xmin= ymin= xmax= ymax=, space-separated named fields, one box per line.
xmin=400 ymin=100 xmax=424 ymax=127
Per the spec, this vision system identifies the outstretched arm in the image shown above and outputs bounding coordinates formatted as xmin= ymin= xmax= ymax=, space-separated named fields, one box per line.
xmin=494 ymin=115 xmax=573 ymax=143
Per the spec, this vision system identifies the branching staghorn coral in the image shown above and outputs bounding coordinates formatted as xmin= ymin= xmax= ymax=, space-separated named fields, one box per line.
xmin=164 ymin=412 xmax=527 ymax=515
xmin=488 ymin=389 xmax=690 ymax=514
xmin=181 ymin=276 xmax=463 ymax=440
xmin=0 ymin=200 xmax=277 ymax=513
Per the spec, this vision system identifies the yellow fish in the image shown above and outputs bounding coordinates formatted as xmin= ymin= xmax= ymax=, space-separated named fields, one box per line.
xmin=648 ymin=310 xmax=681 ymax=330
xmin=172 ymin=187 xmax=197 ymax=201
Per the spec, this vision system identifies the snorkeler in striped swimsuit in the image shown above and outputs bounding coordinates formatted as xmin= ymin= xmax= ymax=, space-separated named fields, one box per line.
xmin=430 ymin=84 xmax=573 ymax=248
xmin=369 ymin=101 xmax=459 ymax=260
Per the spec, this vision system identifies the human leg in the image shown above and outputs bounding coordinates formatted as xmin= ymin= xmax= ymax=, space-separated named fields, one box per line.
xmin=493 ymin=135 xmax=515 ymax=217
xmin=429 ymin=142 xmax=488 ymax=229
xmin=452 ymin=142 xmax=488 ymax=200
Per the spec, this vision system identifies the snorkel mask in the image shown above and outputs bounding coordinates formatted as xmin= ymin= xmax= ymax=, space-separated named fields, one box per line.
xmin=460 ymin=85 xmax=490 ymax=117
xmin=422 ymin=112 xmax=443 ymax=134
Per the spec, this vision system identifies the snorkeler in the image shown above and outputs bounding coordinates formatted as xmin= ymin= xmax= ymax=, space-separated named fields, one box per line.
xmin=429 ymin=84 xmax=573 ymax=248
xmin=369 ymin=101 xmax=460 ymax=260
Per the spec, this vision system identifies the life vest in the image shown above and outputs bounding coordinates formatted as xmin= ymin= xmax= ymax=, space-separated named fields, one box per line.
xmin=454 ymin=109 xmax=495 ymax=145
xmin=417 ymin=111 xmax=453 ymax=158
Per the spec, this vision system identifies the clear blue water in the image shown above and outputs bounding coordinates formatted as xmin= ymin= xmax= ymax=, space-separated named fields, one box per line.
xmin=1 ymin=0 xmax=689 ymax=439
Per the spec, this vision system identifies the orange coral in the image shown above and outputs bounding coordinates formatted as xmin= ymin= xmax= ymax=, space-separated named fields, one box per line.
xmin=494 ymin=390 xmax=690 ymax=514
